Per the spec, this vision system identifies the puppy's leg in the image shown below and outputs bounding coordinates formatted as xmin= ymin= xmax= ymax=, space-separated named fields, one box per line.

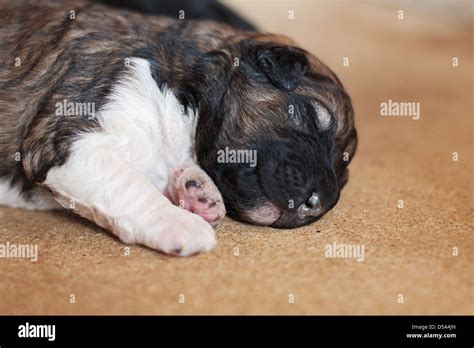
xmin=42 ymin=142 xmax=217 ymax=256
xmin=166 ymin=161 xmax=226 ymax=226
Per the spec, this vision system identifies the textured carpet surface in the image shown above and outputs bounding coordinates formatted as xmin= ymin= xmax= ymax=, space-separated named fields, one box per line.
xmin=0 ymin=1 xmax=472 ymax=314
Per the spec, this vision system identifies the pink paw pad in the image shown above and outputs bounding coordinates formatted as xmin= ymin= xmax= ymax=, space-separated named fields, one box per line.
xmin=167 ymin=166 xmax=226 ymax=226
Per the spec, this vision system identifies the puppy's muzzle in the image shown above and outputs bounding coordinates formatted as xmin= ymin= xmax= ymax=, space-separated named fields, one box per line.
xmin=297 ymin=192 xmax=322 ymax=219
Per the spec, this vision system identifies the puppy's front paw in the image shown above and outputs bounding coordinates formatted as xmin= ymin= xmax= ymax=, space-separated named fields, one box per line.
xmin=139 ymin=206 xmax=217 ymax=257
xmin=168 ymin=165 xmax=226 ymax=226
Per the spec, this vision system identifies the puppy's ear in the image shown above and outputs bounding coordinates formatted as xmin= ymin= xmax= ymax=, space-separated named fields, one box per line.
xmin=242 ymin=41 xmax=308 ymax=91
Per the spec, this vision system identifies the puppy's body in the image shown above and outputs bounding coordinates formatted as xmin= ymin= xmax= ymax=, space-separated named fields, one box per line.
xmin=1 ymin=57 xmax=195 ymax=207
xmin=1 ymin=1 xmax=228 ymax=255
xmin=0 ymin=1 xmax=357 ymax=255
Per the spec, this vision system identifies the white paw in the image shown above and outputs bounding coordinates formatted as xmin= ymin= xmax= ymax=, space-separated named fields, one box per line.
xmin=137 ymin=205 xmax=218 ymax=256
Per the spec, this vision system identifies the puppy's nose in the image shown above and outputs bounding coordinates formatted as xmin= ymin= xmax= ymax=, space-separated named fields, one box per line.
xmin=297 ymin=193 xmax=323 ymax=219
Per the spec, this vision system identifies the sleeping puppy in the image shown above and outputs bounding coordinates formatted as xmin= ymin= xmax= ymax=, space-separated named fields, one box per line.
xmin=0 ymin=0 xmax=357 ymax=256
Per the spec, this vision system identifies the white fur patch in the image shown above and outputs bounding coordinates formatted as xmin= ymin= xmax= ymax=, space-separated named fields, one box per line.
xmin=313 ymin=101 xmax=332 ymax=131
xmin=97 ymin=57 xmax=198 ymax=191
xmin=41 ymin=58 xmax=216 ymax=255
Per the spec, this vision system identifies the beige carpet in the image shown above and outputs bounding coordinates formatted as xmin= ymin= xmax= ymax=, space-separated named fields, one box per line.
xmin=0 ymin=0 xmax=472 ymax=314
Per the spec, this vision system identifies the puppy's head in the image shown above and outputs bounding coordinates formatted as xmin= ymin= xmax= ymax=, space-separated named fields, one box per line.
xmin=194 ymin=34 xmax=357 ymax=228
